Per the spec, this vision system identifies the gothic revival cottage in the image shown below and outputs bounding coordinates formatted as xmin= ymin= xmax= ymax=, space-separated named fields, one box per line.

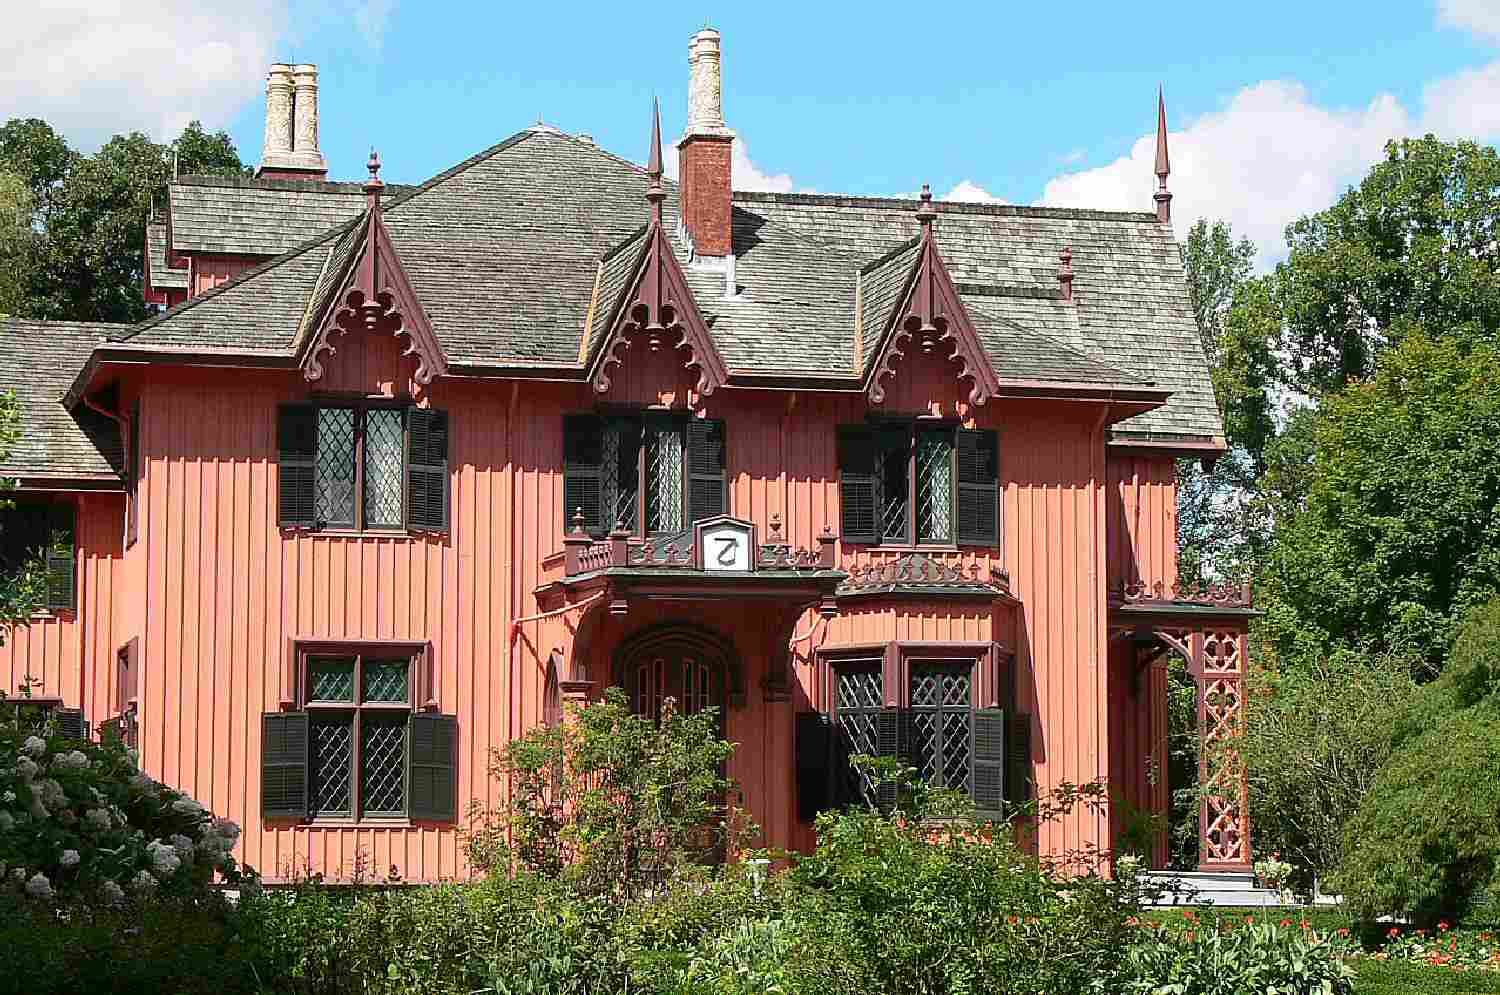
xmin=1 ymin=32 xmax=1256 ymax=881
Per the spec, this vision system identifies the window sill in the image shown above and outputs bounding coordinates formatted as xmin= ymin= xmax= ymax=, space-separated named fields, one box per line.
xmin=300 ymin=817 xmax=419 ymax=829
xmin=280 ymin=528 xmax=446 ymax=542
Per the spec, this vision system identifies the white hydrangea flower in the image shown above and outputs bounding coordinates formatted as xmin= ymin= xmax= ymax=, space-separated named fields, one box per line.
xmin=9 ymin=866 xmax=26 ymax=885
xmin=171 ymin=834 xmax=195 ymax=865
xmin=2 ymin=789 xmax=15 ymax=803
xmin=24 ymin=872 xmax=52 ymax=900
xmin=212 ymin=818 xmax=241 ymax=842
xmin=240 ymin=876 xmax=263 ymax=900
xmin=15 ymin=756 xmax=38 ymax=781
xmin=171 ymin=797 xmax=204 ymax=818
xmin=60 ymin=849 xmax=80 ymax=868
xmin=38 ymin=779 xmax=67 ymax=809
xmin=100 ymin=879 xmax=125 ymax=905
xmin=21 ymin=736 xmax=47 ymax=757
xmin=54 ymin=750 xmax=90 ymax=771
xmin=131 ymin=870 xmax=157 ymax=893
xmin=146 ymin=840 xmax=181 ymax=877
xmin=85 ymin=807 xmax=112 ymax=832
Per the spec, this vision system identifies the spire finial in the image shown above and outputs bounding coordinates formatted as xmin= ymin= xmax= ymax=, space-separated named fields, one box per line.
xmin=645 ymin=97 xmax=665 ymax=223
xmin=1153 ymin=88 xmax=1172 ymax=224
xmin=916 ymin=183 xmax=937 ymax=232
xmin=364 ymin=147 xmax=384 ymax=209
xmin=1057 ymin=246 xmax=1074 ymax=303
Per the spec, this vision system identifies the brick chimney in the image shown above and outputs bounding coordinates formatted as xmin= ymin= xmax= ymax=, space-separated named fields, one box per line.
xmin=259 ymin=63 xmax=329 ymax=180
xmin=677 ymin=28 xmax=734 ymax=258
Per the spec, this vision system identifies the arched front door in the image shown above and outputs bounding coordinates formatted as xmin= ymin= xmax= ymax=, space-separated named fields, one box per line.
xmin=613 ymin=624 xmax=738 ymax=728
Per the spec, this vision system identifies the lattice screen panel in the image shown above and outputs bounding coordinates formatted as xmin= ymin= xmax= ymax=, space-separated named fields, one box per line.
xmin=309 ymin=659 xmax=355 ymax=702
xmin=915 ymin=432 xmax=953 ymax=542
xmin=836 ymin=667 xmax=883 ymax=802
xmin=314 ymin=408 xmax=356 ymax=526
xmin=362 ymin=660 xmax=409 ymax=703
xmin=310 ymin=716 xmax=354 ymax=815
xmin=363 ymin=408 xmax=405 ymax=527
xmin=361 ymin=716 xmax=407 ymax=815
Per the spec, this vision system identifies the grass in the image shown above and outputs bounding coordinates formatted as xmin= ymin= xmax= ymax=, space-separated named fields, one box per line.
xmin=1355 ymin=958 xmax=1500 ymax=994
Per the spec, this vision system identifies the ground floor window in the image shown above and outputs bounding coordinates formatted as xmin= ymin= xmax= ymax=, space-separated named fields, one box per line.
xmin=262 ymin=641 xmax=457 ymax=824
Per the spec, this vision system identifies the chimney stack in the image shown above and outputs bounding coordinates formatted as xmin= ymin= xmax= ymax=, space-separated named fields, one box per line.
xmin=677 ymin=28 xmax=735 ymax=258
xmin=259 ymin=63 xmax=329 ymax=180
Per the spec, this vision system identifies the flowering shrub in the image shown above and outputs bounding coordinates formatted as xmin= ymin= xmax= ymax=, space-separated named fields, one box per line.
xmin=1254 ymin=852 xmax=1294 ymax=900
xmin=1120 ymin=910 xmax=1357 ymax=994
xmin=1375 ymin=922 xmax=1500 ymax=972
xmin=0 ymin=707 xmax=257 ymax=905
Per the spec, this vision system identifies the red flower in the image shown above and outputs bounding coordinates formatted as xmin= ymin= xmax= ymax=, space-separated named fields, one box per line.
xmin=1281 ymin=919 xmax=1294 ymax=927
xmin=1417 ymin=929 xmax=1427 ymax=938
xmin=1006 ymin=915 xmax=1019 ymax=926
xmin=1338 ymin=928 xmax=1350 ymax=938
xmin=1126 ymin=916 xmax=1140 ymax=927
xmin=1438 ymin=921 xmax=1451 ymax=932
xmin=1388 ymin=927 xmax=1402 ymax=939
xmin=1183 ymin=909 xmax=1198 ymax=922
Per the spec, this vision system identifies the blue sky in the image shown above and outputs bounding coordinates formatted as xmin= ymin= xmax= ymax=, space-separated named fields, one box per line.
xmin=7 ymin=0 xmax=1500 ymax=263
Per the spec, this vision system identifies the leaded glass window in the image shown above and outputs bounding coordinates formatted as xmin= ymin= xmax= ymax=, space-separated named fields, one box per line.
xmin=302 ymin=649 xmax=414 ymax=821
xmin=880 ymin=436 xmax=910 ymax=543
xmin=363 ymin=408 xmax=405 ymax=527
xmin=835 ymin=665 xmax=883 ymax=803
xmin=915 ymin=430 xmax=953 ymax=543
xmin=908 ymin=662 xmax=972 ymax=792
xmin=644 ymin=421 xmax=684 ymax=534
xmin=309 ymin=404 xmax=409 ymax=531
xmin=565 ymin=413 xmax=719 ymax=539
xmin=314 ymin=407 xmax=356 ymax=527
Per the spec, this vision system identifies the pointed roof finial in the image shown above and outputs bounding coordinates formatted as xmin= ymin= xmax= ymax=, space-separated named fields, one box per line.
xmin=645 ymin=98 xmax=665 ymax=224
xmin=1153 ymin=88 xmax=1172 ymax=224
xmin=364 ymin=147 xmax=384 ymax=210
xmin=916 ymin=183 xmax=937 ymax=233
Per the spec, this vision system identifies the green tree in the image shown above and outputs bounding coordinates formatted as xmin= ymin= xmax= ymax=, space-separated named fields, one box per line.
xmin=0 ymin=171 xmax=36 ymax=317
xmin=1276 ymin=136 xmax=1500 ymax=395
xmin=0 ymin=118 xmax=244 ymax=323
xmin=0 ymin=391 xmax=47 ymax=637
xmin=1259 ymin=335 xmax=1500 ymax=669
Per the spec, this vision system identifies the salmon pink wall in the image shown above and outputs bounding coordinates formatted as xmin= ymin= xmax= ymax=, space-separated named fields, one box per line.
xmin=107 ymin=326 xmax=1186 ymax=880
xmin=190 ymin=254 xmax=263 ymax=297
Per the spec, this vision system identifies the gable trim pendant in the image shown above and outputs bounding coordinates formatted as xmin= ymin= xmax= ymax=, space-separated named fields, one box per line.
xmin=589 ymin=101 xmax=728 ymax=397
xmin=866 ymin=186 xmax=1001 ymax=407
xmin=301 ymin=151 xmax=449 ymax=385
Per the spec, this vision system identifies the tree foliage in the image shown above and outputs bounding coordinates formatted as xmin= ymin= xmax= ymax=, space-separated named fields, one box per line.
xmin=1276 ymin=136 xmax=1500 ymax=395
xmin=0 ymin=118 xmax=245 ymax=323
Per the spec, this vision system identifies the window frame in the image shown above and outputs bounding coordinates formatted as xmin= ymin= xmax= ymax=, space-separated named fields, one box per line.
xmin=308 ymin=397 xmax=412 ymax=533
xmin=0 ymin=497 xmax=77 ymax=614
xmin=854 ymin=417 xmax=963 ymax=550
xmin=295 ymin=640 xmax=426 ymax=824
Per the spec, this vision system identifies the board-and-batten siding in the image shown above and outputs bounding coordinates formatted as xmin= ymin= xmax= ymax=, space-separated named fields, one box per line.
xmin=1 ymin=494 xmax=123 ymax=726
xmin=121 ymin=332 xmax=1180 ymax=881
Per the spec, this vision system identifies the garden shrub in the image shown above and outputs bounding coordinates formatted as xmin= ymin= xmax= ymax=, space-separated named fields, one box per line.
xmin=1118 ymin=912 xmax=1356 ymax=995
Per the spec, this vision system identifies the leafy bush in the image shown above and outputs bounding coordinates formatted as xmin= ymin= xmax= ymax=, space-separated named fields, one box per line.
xmin=1119 ymin=911 xmax=1356 ymax=995
xmin=0 ymin=702 xmax=255 ymax=904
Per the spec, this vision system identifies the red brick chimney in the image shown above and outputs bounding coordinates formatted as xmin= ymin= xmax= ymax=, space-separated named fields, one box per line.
xmin=677 ymin=28 xmax=734 ymax=258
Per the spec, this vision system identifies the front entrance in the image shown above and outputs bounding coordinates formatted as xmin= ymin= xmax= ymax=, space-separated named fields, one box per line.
xmin=614 ymin=623 xmax=738 ymax=728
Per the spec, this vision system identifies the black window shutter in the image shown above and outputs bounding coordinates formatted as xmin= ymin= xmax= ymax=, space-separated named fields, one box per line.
xmin=55 ymin=707 xmax=87 ymax=741
xmin=126 ymin=399 xmax=141 ymax=546
xmin=837 ymin=425 xmax=880 ymax=544
xmin=1006 ymin=712 xmax=1033 ymax=806
xmin=874 ymin=708 xmax=904 ymax=811
xmin=686 ymin=418 xmax=727 ymax=524
xmin=277 ymin=404 xmax=318 ymax=527
xmin=563 ymin=415 xmax=605 ymax=536
xmin=409 ymin=712 xmax=458 ymax=822
xmin=795 ymin=711 xmax=833 ymax=822
xmin=956 ymin=429 xmax=1000 ymax=546
xmin=972 ymin=708 xmax=1007 ymax=819
xmin=262 ymin=711 xmax=309 ymax=820
xmin=44 ymin=502 xmax=75 ymax=612
xmin=405 ymin=408 xmax=450 ymax=532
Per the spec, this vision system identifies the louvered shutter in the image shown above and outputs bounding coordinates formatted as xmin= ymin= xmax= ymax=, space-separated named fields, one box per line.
xmin=55 ymin=707 xmax=87 ymax=741
xmin=795 ymin=711 xmax=833 ymax=822
xmin=277 ymin=404 xmax=318 ymax=527
xmin=972 ymin=708 xmax=1006 ymax=819
xmin=956 ymin=429 xmax=999 ymax=546
xmin=874 ymin=708 xmax=904 ymax=811
xmin=44 ymin=502 xmax=75 ymax=612
xmin=126 ymin=399 xmax=141 ymax=546
xmin=1006 ymin=712 xmax=1033 ymax=806
xmin=405 ymin=408 xmax=450 ymax=531
xmin=563 ymin=415 xmax=605 ymax=536
xmin=409 ymin=712 xmax=458 ymax=822
xmin=686 ymin=418 xmax=727 ymax=524
xmin=262 ymin=711 xmax=309 ymax=820
xmin=837 ymin=425 xmax=880 ymax=544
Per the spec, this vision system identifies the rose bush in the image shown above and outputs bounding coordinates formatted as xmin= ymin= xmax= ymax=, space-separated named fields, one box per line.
xmin=0 ymin=702 xmax=257 ymax=904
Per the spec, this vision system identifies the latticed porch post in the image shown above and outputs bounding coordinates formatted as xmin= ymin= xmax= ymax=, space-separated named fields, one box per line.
xmin=1192 ymin=628 xmax=1252 ymax=871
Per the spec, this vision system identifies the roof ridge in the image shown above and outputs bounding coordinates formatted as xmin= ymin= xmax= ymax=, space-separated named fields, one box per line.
xmin=111 ymin=215 xmax=362 ymax=343
xmin=857 ymin=235 xmax=920 ymax=275
xmin=734 ymin=189 xmax=1160 ymax=223
xmin=2 ymin=318 xmax=131 ymax=331
xmin=173 ymin=173 xmax=416 ymax=194
xmin=965 ymin=299 xmax=1148 ymax=384
xmin=599 ymin=224 xmax=649 ymax=264
xmin=381 ymin=129 xmax=539 ymax=215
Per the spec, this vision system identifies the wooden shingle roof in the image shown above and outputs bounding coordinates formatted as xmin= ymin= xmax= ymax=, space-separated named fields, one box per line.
xmin=0 ymin=321 xmax=125 ymax=482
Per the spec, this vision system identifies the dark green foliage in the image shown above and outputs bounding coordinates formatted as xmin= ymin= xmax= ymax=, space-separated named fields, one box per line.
xmin=1260 ymin=336 xmax=1500 ymax=669
xmin=1354 ymin=957 xmax=1500 ymax=995
xmin=0 ymin=116 xmax=245 ymax=323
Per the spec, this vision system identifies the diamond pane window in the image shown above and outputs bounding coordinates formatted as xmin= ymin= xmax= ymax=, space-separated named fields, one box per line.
xmin=916 ymin=430 xmax=953 ymax=543
xmin=314 ymin=408 xmax=356 ymax=527
xmin=908 ymin=663 xmax=972 ymax=792
xmin=310 ymin=715 xmax=354 ymax=815
xmin=880 ymin=441 xmax=909 ymax=542
xmin=361 ymin=715 xmax=407 ymax=814
xmin=644 ymin=423 xmax=683 ymax=534
xmin=362 ymin=660 xmax=409 ymax=703
xmin=309 ymin=658 xmax=355 ymax=701
xmin=601 ymin=421 xmax=639 ymax=532
xmin=363 ymin=408 xmax=405 ymax=527
xmin=835 ymin=666 xmax=883 ymax=803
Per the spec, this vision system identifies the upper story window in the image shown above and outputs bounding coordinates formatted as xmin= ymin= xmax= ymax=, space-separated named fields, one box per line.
xmin=563 ymin=413 xmax=726 ymax=537
xmin=262 ymin=641 xmax=457 ymax=824
xmin=837 ymin=421 xmax=998 ymax=547
xmin=276 ymin=403 xmax=449 ymax=533
xmin=0 ymin=499 xmax=76 ymax=612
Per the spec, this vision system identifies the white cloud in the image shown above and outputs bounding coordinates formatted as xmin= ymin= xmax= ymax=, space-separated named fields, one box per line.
xmin=0 ymin=0 xmax=289 ymax=148
xmin=943 ymin=180 xmax=1008 ymax=204
xmin=1437 ymin=0 xmax=1500 ymax=41
xmin=1421 ymin=58 xmax=1500 ymax=137
xmin=662 ymin=135 xmax=798 ymax=193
